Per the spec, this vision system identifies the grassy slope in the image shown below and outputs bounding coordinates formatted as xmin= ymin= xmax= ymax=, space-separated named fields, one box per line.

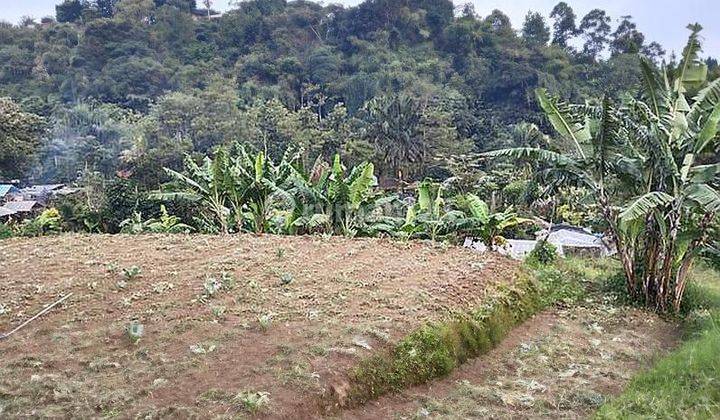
xmin=596 ymin=264 xmax=720 ymax=419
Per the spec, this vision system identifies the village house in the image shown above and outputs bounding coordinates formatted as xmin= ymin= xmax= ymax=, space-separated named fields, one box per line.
xmin=464 ymin=223 xmax=616 ymax=260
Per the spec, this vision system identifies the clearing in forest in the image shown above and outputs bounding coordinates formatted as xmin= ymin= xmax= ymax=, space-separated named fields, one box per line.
xmin=0 ymin=234 xmax=518 ymax=418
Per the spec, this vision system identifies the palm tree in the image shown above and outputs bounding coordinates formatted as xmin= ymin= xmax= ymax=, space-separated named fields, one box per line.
xmin=364 ymin=94 xmax=427 ymax=181
xmin=486 ymin=24 xmax=720 ymax=312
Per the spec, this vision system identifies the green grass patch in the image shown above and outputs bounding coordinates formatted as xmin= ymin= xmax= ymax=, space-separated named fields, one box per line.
xmin=596 ymin=263 xmax=720 ymax=419
xmin=342 ymin=262 xmax=587 ymax=406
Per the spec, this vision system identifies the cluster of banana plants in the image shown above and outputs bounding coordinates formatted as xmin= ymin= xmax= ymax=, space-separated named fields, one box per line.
xmin=154 ymin=144 xmax=297 ymax=234
xmin=401 ymin=181 xmax=531 ymax=245
xmin=155 ymin=144 xmax=530 ymax=244
xmin=284 ymin=155 xmax=401 ymax=237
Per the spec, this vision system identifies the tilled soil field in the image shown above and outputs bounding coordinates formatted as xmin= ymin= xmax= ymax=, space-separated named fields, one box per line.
xmin=0 ymin=234 xmax=518 ymax=418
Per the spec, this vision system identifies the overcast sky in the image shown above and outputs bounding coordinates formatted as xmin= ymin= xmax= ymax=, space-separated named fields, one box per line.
xmin=1 ymin=0 xmax=718 ymax=58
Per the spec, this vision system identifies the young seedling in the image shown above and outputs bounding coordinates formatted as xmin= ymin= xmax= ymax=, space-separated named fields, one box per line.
xmin=221 ymin=272 xmax=236 ymax=290
xmin=257 ymin=313 xmax=273 ymax=332
xmin=122 ymin=266 xmax=142 ymax=280
xmin=211 ymin=305 xmax=226 ymax=319
xmin=127 ymin=322 xmax=144 ymax=344
xmin=203 ymin=277 xmax=222 ymax=297
xmin=190 ymin=342 xmax=217 ymax=355
xmin=279 ymin=272 xmax=294 ymax=286
xmin=234 ymin=391 xmax=270 ymax=413
xmin=275 ymin=248 xmax=285 ymax=259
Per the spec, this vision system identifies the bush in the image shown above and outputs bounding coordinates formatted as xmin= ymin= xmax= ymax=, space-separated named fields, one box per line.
xmin=526 ymin=240 xmax=557 ymax=266
xmin=18 ymin=208 xmax=63 ymax=237
xmin=0 ymin=223 xmax=13 ymax=239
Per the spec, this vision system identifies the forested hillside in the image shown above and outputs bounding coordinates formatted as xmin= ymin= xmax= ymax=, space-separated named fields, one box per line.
xmin=3 ymin=0 xmax=717 ymax=186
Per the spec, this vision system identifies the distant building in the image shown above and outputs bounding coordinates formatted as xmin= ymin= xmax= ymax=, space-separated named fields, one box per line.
xmin=3 ymin=200 xmax=40 ymax=214
xmin=464 ymin=223 xmax=616 ymax=260
xmin=20 ymin=184 xmax=65 ymax=204
xmin=191 ymin=8 xmax=222 ymax=20
xmin=0 ymin=207 xmax=17 ymax=219
xmin=1 ymin=184 xmax=22 ymax=203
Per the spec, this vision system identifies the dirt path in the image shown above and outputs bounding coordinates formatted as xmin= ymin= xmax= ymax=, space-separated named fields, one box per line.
xmin=341 ymin=298 xmax=682 ymax=419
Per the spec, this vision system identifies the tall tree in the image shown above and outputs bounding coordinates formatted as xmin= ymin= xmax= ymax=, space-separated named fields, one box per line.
xmin=95 ymin=0 xmax=119 ymax=17
xmin=549 ymin=2 xmax=578 ymax=48
xmin=522 ymin=11 xmax=550 ymax=46
xmin=579 ymin=9 xmax=611 ymax=59
xmin=0 ymin=98 xmax=46 ymax=179
xmin=56 ymin=0 xmax=86 ymax=23
xmin=642 ymin=41 xmax=666 ymax=63
xmin=611 ymin=16 xmax=645 ymax=55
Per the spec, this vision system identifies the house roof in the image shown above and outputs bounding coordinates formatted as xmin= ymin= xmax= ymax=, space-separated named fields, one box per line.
xmin=0 ymin=207 xmax=17 ymax=217
xmin=0 ymin=184 xmax=20 ymax=197
xmin=22 ymin=184 xmax=64 ymax=194
xmin=3 ymin=201 xmax=38 ymax=212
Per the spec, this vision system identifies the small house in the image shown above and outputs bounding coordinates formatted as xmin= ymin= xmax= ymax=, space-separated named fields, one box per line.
xmin=20 ymin=184 xmax=64 ymax=204
xmin=0 ymin=206 xmax=17 ymax=219
xmin=536 ymin=224 xmax=616 ymax=257
xmin=464 ymin=223 xmax=616 ymax=260
xmin=2 ymin=200 xmax=40 ymax=214
xmin=0 ymin=184 xmax=21 ymax=202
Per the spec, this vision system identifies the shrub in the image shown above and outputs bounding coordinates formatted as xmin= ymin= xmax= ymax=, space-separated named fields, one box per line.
xmin=19 ymin=208 xmax=63 ymax=237
xmin=0 ymin=223 xmax=12 ymax=239
xmin=527 ymin=240 xmax=557 ymax=266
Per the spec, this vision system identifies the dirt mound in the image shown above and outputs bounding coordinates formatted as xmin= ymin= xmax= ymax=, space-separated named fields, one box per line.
xmin=0 ymin=234 xmax=518 ymax=418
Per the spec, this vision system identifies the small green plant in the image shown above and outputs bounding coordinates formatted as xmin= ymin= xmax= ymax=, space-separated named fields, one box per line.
xmin=0 ymin=223 xmax=13 ymax=239
xmin=18 ymin=208 xmax=63 ymax=237
xmin=257 ymin=313 xmax=273 ymax=332
xmin=127 ymin=322 xmax=144 ymax=344
xmin=122 ymin=266 xmax=142 ymax=280
xmin=275 ymin=248 xmax=285 ymax=258
xmin=120 ymin=205 xmax=193 ymax=234
xmin=527 ymin=240 xmax=558 ymax=267
xmin=234 ymin=390 xmax=270 ymax=413
xmin=190 ymin=342 xmax=217 ymax=355
xmin=201 ymin=272 xmax=235 ymax=300
xmin=279 ymin=272 xmax=294 ymax=285
xmin=211 ymin=305 xmax=226 ymax=319
xmin=221 ymin=272 xmax=236 ymax=290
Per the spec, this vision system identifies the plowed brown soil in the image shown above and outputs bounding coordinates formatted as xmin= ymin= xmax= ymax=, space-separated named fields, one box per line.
xmin=0 ymin=234 xmax=518 ymax=418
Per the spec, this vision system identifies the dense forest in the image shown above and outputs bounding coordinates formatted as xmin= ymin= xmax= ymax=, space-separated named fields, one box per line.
xmin=3 ymin=0 xmax=717 ymax=181
xmin=1 ymin=0 xmax=718 ymax=235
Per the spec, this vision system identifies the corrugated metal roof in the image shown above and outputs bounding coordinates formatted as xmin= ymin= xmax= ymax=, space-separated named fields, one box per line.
xmin=3 ymin=201 xmax=38 ymax=212
xmin=0 ymin=184 xmax=20 ymax=197
xmin=0 ymin=207 xmax=17 ymax=217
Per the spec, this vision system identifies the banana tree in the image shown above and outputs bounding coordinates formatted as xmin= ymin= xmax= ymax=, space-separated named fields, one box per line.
xmin=402 ymin=181 xmax=464 ymax=241
xmin=154 ymin=150 xmax=233 ymax=233
xmin=287 ymin=154 xmax=398 ymax=236
xmin=154 ymin=145 xmax=296 ymax=234
xmin=486 ymin=25 xmax=720 ymax=312
xmin=230 ymin=146 xmax=297 ymax=234
xmin=453 ymin=193 xmax=533 ymax=248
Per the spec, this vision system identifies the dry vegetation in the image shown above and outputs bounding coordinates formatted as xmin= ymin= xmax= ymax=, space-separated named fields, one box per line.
xmin=0 ymin=234 xmax=518 ymax=418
